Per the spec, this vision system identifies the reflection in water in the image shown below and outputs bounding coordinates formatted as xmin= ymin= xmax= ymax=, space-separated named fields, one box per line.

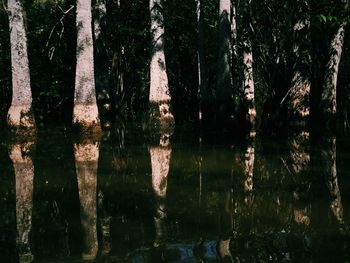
xmin=74 ymin=139 xmax=99 ymax=260
xmin=9 ymin=141 xmax=35 ymax=263
xmin=320 ymin=137 xmax=344 ymax=227
xmin=1 ymin=128 xmax=350 ymax=262
xmin=150 ymin=134 xmax=171 ymax=247
xmin=288 ymin=132 xmax=311 ymax=226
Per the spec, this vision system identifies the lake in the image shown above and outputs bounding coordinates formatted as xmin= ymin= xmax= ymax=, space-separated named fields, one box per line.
xmin=0 ymin=125 xmax=349 ymax=262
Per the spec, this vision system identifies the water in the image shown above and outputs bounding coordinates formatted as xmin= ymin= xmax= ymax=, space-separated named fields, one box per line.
xmin=0 ymin=126 xmax=349 ymax=262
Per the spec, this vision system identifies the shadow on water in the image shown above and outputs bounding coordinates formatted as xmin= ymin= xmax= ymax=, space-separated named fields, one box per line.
xmin=0 ymin=125 xmax=350 ymax=262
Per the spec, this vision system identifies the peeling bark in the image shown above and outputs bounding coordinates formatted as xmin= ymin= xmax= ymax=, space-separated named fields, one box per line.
xmin=7 ymin=0 xmax=35 ymax=132
xmin=9 ymin=141 xmax=35 ymax=263
xmin=73 ymin=0 xmax=101 ymax=132
xmin=74 ymin=140 xmax=99 ymax=260
xmin=150 ymin=135 xmax=171 ymax=247
xmin=149 ymin=0 xmax=174 ymax=129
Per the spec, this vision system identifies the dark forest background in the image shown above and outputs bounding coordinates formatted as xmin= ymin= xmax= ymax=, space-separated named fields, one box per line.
xmin=0 ymin=0 xmax=349 ymax=132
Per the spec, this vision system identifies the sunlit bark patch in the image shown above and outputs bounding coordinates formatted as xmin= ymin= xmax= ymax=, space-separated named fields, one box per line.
xmin=73 ymin=104 xmax=101 ymax=133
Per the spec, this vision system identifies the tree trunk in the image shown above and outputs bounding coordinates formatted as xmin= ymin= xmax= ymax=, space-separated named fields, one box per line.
xmin=149 ymin=0 xmax=174 ymax=130
xmin=74 ymin=140 xmax=99 ymax=260
xmin=217 ymin=0 xmax=233 ymax=122
xmin=285 ymin=16 xmax=311 ymax=119
xmin=150 ymin=135 xmax=171 ymax=247
xmin=242 ymin=0 xmax=256 ymax=130
xmin=9 ymin=141 xmax=35 ymax=263
xmin=231 ymin=0 xmax=240 ymax=115
xmin=195 ymin=0 xmax=208 ymax=122
xmin=321 ymin=16 xmax=347 ymax=123
xmin=7 ymin=0 xmax=35 ymax=132
xmin=94 ymin=0 xmax=112 ymax=128
xmin=73 ymin=0 xmax=101 ymax=133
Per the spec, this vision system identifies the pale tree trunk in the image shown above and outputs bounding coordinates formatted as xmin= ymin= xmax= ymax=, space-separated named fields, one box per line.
xmin=9 ymin=141 xmax=35 ymax=263
xmin=74 ymin=140 xmax=100 ymax=260
xmin=282 ymin=8 xmax=311 ymax=119
xmin=7 ymin=0 xmax=35 ymax=131
xmin=73 ymin=0 xmax=101 ymax=132
xmin=149 ymin=0 xmax=174 ymax=129
xmin=242 ymin=0 xmax=256 ymax=130
xmin=195 ymin=0 xmax=208 ymax=122
xmin=321 ymin=1 xmax=348 ymax=123
xmin=150 ymin=135 xmax=171 ymax=247
xmin=217 ymin=0 xmax=233 ymax=121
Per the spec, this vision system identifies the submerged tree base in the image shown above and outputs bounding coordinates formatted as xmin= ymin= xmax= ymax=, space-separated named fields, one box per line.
xmin=149 ymin=101 xmax=175 ymax=133
xmin=7 ymin=105 xmax=36 ymax=136
xmin=73 ymin=104 xmax=102 ymax=134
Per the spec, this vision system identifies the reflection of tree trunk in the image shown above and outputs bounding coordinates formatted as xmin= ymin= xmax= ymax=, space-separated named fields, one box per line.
xmin=7 ymin=0 xmax=35 ymax=131
xmin=149 ymin=0 xmax=174 ymax=129
xmin=74 ymin=141 xmax=99 ymax=260
xmin=287 ymin=132 xmax=311 ymax=226
xmin=9 ymin=142 xmax=35 ymax=263
xmin=218 ymin=191 xmax=234 ymax=262
xmin=243 ymin=137 xmax=255 ymax=206
xmin=150 ymin=136 xmax=171 ymax=247
xmin=320 ymin=137 xmax=344 ymax=226
xmin=73 ymin=0 xmax=101 ymax=132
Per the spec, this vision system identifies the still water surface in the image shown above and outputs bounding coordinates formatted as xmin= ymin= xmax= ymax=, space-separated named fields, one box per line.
xmin=0 ymin=126 xmax=349 ymax=262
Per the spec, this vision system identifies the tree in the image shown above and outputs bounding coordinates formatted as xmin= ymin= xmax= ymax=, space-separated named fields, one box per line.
xmin=149 ymin=0 xmax=174 ymax=129
xmin=241 ymin=0 xmax=256 ymax=130
xmin=282 ymin=0 xmax=311 ymax=120
xmin=7 ymin=0 xmax=35 ymax=132
xmin=73 ymin=0 xmax=101 ymax=133
xmin=217 ymin=0 xmax=233 ymax=123
xmin=320 ymin=8 xmax=347 ymax=124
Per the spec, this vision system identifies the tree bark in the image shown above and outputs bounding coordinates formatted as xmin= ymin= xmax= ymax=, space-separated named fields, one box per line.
xmin=149 ymin=0 xmax=174 ymax=130
xmin=7 ymin=0 xmax=35 ymax=132
xmin=242 ymin=0 xmax=256 ymax=130
xmin=74 ymin=140 xmax=99 ymax=260
xmin=285 ymin=15 xmax=311 ymax=119
xmin=94 ymin=0 xmax=112 ymax=128
xmin=9 ymin=141 xmax=35 ymax=263
xmin=321 ymin=21 xmax=346 ymax=123
xmin=195 ymin=0 xmax=208 ymax=122
xmin=217 ymin=0 xmax=233 ymax=122
xmin=73 ymin=0 xmax=101 ymax=133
